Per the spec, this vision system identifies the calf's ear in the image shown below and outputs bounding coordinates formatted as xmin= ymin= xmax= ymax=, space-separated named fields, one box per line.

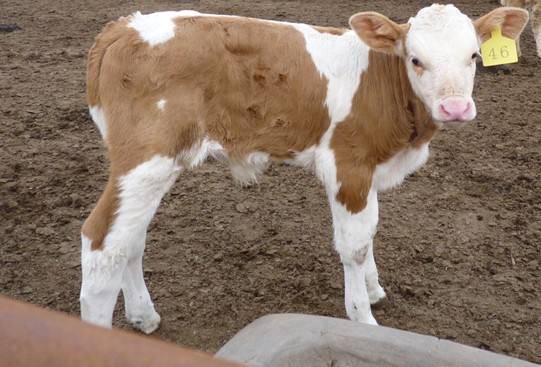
xmin=349 ymin=12 xmax=409 ymax=54
xmin=474 ymin=7 xmax=529 ymax=42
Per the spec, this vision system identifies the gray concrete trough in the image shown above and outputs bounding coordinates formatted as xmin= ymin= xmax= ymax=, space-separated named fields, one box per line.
xmin=217 ymin=314 xmax=538 ymax=367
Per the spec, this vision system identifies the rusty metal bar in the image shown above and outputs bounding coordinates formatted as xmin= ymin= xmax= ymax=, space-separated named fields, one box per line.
xmin=0 ymin=295 xmax=242 ymax=367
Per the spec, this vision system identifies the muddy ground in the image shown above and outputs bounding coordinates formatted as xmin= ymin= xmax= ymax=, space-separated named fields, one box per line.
xmin=1 ymin=0 xmax=540 ymax=363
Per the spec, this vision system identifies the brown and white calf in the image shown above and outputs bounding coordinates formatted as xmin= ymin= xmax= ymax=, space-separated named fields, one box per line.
xmin=81 ymin=5 xmax=528 ymax=333
xmin=501 ymin=0 xmax=541 ymax=57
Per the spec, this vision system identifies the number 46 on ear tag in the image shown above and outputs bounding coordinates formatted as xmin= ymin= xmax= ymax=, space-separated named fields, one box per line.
xmin=481 ymin=27 xmax=518 ymax=67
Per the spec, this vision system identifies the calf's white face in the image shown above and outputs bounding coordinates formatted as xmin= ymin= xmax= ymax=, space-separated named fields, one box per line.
xmin=350 ymin=4 xmax=529 ymax=124
xmin=405 ymin=5 xmax=479 ymax=124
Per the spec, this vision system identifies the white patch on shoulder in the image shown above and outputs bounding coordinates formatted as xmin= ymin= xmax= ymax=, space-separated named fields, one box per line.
xmin=89 ymin=105 xmax=107 ymax=139
xmin=290 ymin=25 xmax=369 ymax=123
xmin=156 ymin=99 xmax=166 ymax=111
xmin=128 ymin=10 xmax=201 ymax=46
xmin=373 ymin=143 xmax=430 ymax=191
xmin=230 ymin=152 xmax=270 ymax=186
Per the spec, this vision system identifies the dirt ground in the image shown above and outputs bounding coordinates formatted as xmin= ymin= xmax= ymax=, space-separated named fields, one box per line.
xmin=1 ymin=0 xmax=540 ymax=363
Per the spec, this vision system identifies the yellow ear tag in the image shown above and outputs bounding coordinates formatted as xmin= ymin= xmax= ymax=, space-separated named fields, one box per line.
xmin=480 ymin=27 xmax=518 ymax=67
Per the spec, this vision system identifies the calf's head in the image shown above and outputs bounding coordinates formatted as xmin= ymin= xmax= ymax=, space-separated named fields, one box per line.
xmin=350 ymin=4 xmax=528 ymax=124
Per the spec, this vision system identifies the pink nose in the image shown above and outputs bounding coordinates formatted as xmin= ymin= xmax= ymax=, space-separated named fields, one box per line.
xmin=438 ymin=97 xmax=472 ymax=122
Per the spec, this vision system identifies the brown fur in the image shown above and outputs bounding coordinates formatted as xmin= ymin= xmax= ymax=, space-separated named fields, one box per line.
xmin=99 ymin=16 xmax=332 ymax=162
xmin=81 ymin=181 xmax=118 ymax=250
xmin=474 ymin=6 xmax=529 ymax=42
xmin=83 ymin=15 xmax=332 ymax=248
xmin=349 ymin=13 xmax=409 ymax=54
xmin=331 ymin=51 xmax=436 ymax=213
xmin=86 ymin=17 xmax=130 ymax=108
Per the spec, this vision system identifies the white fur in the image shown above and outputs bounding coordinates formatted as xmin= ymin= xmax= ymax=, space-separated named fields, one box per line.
xmin=373 ymin=143 xmax=430 ymax=191
xmin=176 ymin=138 xmax=268 ymax=185
xmin=177 ymin=137 xmax=226 ymax=169
xmin=122 ymin=247 xmax=161 ymax=334
xmin=105 ymin=156 xmax=181 ymax=252
xmin=291 ymin=25 xmax=368 ymax=123
xmin=128 ymin=10 xmax=201 ymax=46
xmin=80 ymin=233 xmax=126 ymax=328
xmin=284 ymin=145 xmax=317 ymax=170
xmin=230 ymin=152 xmax=270 ymax=186
xmin=156 ymin=99 xmax=166 ymax=111
xmin=89 ymin=105 xmax=107 ymax=139
xmin=365 ymin=241 xmax=386 ymax=304
xmin=315 ymin=126 xmax=338 ymax=192
xmin=405 ymin=4 xmax=479 ymax=122
xmin=81 ymin=155 xmax=181 ymax=332
xmin=300 ymin=26 xmax=371 ymax=190
xmin=331 ymin=189 xmax=378 ymax=261
xmin=331 ymin=188 xmax=379 ymax=325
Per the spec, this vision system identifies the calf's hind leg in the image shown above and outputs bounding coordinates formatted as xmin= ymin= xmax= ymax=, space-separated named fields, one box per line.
xmin=80 ymin=155 xmax=181 ymax=333
xmin=121 ymin=235 xmax=160 ymax=334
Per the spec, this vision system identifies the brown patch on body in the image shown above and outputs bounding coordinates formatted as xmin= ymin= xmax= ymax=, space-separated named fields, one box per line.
xmin=82 ymin=180 xmax=118 ymax=250
xmin=178 ymin=17 xmax=332 ymax=161
xmin=331 ymin=51 xmax=436 ymax=213
xmin=84 ymin=14 xmax=333 ymax=248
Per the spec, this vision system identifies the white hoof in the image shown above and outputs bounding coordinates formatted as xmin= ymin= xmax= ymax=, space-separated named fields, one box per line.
xmin=127 ymin=310 xmax=161 ymax=334
xmin=346 ymin=303 xmax=378 ymax=325
xmin=366 ymin=314 xmax=378 ymax=325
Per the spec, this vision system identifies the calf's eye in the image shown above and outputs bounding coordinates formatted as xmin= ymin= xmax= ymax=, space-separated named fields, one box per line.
xmin=412 ymin=57 xmax=421 ymax=67
xmin=471 ymin=52 xmax=479 ymax=60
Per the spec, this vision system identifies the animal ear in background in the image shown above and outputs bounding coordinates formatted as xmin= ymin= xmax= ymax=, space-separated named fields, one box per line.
xmin=474 ymin=7 xmax=529 ymax=42
xmin=349 ymin=12 xmax=409 ymax=54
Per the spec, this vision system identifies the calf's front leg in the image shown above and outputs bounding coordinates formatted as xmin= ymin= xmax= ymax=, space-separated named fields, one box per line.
xmin=365 ymin=234 xmax=387 ymax=306
xmin=329 ymin=188 xmax=380 ymax=325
